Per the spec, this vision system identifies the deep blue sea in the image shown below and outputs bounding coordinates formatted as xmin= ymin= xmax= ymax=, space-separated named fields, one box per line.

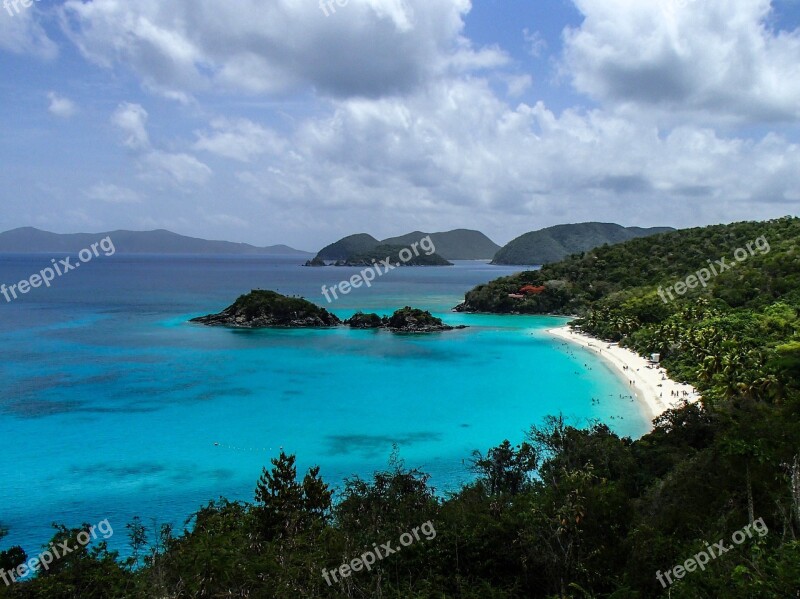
xmin=0 ymin=254 xmax=649 ymax=557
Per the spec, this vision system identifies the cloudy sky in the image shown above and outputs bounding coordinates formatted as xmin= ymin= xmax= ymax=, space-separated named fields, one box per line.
xmin=1 ymin=0 xmax=799 ymax=250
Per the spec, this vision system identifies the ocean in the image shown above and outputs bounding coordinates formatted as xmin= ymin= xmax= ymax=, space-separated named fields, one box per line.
xmin=0 ymin=254 xmax=650 ymax=557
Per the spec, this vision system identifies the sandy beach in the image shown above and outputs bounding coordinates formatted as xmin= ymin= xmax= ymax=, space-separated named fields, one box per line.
xmin=547 ymin=325 xmax=700 ymax=421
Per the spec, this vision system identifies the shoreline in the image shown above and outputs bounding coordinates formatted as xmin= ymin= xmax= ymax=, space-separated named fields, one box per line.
xmin=547 ymin=325 xmax=700 ymax=422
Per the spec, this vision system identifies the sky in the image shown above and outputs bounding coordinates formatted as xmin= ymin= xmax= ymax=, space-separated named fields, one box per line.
xmin=1 ymin=0 xmax=799 ymax=250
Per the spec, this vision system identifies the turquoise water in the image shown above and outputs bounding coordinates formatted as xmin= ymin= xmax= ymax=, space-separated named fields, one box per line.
xmin=0 ymin=255 xmax=649 ymax=556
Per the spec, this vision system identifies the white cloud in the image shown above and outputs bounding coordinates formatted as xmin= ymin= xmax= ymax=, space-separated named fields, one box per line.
xmin=85 ymin=183 xmax=141 ymax=204
xmin=111 ymin=103 xmax=150 ymax=150
xmin=47 ymin=92 xmax=77 ymax=118
xmin=110 ymin=102 xmax=211 ymax=188
xmin=504 ymin=74 xmax=533 ymax=98
xmin=141 ymin=151 xmax=212 ymax=186
xmin=233 ymin=77 xmax=800 ymax=233
xmin=193 ymin=118 xmax=284 ymax=162
xmin=59 ymin=0 xmax=500 ymax=100
xmin=563 ymin=0 xmax=800 ymax=122
xmin=523 ymin=28 xmax=547 ymax=58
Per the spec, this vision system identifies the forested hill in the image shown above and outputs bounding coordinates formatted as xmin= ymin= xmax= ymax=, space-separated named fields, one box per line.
xmin=491 ymin=222 xmax=674 ymax=265
xmin=460 ymin=217 xmax=798 ymax=316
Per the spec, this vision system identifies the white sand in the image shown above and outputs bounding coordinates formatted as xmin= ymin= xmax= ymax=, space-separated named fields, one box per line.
xmin=547 ymin=326 xmax=700 ymax=421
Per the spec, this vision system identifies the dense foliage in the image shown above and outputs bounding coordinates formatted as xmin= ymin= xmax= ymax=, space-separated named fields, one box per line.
xmin=3 ymin=217 xmax=799 ymax=597
xmin=230 ymin=290 xmax=335 ymax=321
xmin=465 ymin=217 xmax=798 ymax=314
xmin=343 ymin=311 xmax=387 ymax=328
xmin=385 ymin=306 xmax=448 ymax=329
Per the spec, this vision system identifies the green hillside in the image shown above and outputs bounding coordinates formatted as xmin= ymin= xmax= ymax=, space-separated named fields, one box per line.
xmin=460 ymin=217 xmax=797 ymax=315
xmin=491 ymin=222 xmax=674 ymax=265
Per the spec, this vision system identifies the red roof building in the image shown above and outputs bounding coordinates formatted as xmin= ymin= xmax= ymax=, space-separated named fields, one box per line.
xmin=519 ymin=285 xmax=546 ymax=295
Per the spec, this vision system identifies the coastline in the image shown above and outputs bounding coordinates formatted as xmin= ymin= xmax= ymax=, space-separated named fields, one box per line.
xmin=547 ymin=325 xmax=700 ymax=422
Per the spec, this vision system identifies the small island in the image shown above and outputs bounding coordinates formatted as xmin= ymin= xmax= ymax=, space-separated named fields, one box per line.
xmin=344 ymin=311 xmax=386 ymax=329
xmin=345 ymin=308 xmax=467 ymax=332
xmin=190 ymin=290 xmax=342 ymax=328
xmin=191 ymin=291 xmax=465 ymax=333
xmin=303 ymin=256 xmax=327 ymax=267
xmin=335 ymin=245 xmax=452 ymax=267
xmin=306 ymin=245 xmax=453 ymax=267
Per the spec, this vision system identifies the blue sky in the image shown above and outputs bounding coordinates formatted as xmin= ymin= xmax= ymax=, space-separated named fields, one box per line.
xmin=1 ymin=0 xmax=799 ymax=250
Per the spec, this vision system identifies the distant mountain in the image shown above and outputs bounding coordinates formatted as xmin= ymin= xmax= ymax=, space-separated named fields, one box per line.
xmin=491 ymin=223 xmax=675 ymax=265
xmin=0 ymin=227 xmax=311 ymax=255
xmin=313 ymin=229 xmax=500 ymax=262
xmin=316 ymin=234 xmax=381 ymax=261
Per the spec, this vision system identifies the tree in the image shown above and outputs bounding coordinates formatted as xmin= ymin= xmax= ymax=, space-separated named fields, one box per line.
xmin=254 ymin=451 xmax=332 ymax=541
xmin=471 ymin=439 xmax=538 ymax=497
xmin=125 ymin=517 xmax=148 ymax=570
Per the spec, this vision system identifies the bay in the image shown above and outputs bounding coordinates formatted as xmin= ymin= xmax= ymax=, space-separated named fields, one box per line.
xmin=0 ymin=254 xmax=649 ymax=556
